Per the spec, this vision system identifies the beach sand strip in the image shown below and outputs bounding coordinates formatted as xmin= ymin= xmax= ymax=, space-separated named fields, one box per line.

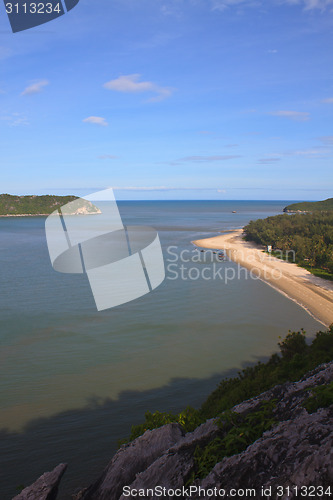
xmin=192 ymin=230 xmax=333 ymax=328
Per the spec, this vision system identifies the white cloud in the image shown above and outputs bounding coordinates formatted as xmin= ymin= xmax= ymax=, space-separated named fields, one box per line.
xmin=111 ymin=186 xmax=172 ymax=191
xmin=258 ymin=157 xmax=281 ymax=164
xmin=0 ymin=112 xmax=29 ymax=126
xmin=83 ymin=116 xmax=108 ymax=127
xmin=292 ymin=149 xmax=326 ymax=156
xmin=111 ymin=186 xmax=227 ymax=192
xmin=21 ymin=80 xmax=49 ymax=96
xmin=99 ymin=154 xmax=118 ymax=159
xmin=283 ymin=148 xmax=330 ymax=158
xmin=11 ymin=115 xmax=29 ymax=126
xmin=0 ymin=46 xmax=12 ymax=60
xmin=269 ymin=110 xmax=310 ymax=121
xmin=211 ymin=0 xmax=254 ymax=11
xmin=160 ymin=4 xmax=181 ymax=16
xmin=283 ymin=0 xmax=333 ymax=10
xmin=322 ymin=97 xmax=333 ymax=103
xmin=318 ymin=136 xmax=333 ymax=144
xmin=210 ymin=0 xmax=333 ymax=10
xmin=103 ymin=74 xmax=174 ymax=102
xmin=179 ymin=155 xmax=241 ymax=161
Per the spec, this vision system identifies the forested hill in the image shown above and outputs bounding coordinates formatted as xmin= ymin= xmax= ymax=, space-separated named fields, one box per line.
xmin=284 ymin=198 xmax=333 ymax=212
xmin=0 ymin=194 xmax=100 ymax=216
xmin=244 ymin=212 xmax=333 ymax=280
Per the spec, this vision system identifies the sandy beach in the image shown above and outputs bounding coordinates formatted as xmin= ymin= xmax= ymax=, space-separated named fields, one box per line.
xmin=192 ymin=229 xmax=333 ymax=328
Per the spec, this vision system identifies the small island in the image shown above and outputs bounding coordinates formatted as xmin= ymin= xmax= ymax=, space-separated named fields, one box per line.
xmin=283 ymin=198 xmax=333 ymax=213
xmin=0 ymin=194 xmax=101 ymax=217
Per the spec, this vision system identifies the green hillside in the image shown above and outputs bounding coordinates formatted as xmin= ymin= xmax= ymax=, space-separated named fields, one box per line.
xmin=283 ymin=198 xmax=333 ymax=212
xmin=0 ymin=194 xmax=82 ymax=216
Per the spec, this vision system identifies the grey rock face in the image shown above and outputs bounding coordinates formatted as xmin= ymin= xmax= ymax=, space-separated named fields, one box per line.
xmin=118 ymin=419 xmax=219 ymax=500
xmin=232 ymin=361 xmax=333 ymax=419
xmin=14 ymin=362 xmax=333 ymax=500
xmin=12 ymin=463 xmax=67 ymax=500
xmin=76 ymin=362 xmax=333 ymax=500
xmin=195 ymin=407 xmax=333 ymax=499
xmin=73 ymin=423 xmax=184 ymax=500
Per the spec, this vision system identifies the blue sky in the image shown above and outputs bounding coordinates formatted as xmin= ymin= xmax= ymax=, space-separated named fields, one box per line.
xmin=0 ymin=0 xmax=332 ymax=200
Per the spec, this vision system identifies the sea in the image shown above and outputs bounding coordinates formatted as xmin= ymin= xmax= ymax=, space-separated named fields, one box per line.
xmin=0 ymin=201 xmax=323 ymax=499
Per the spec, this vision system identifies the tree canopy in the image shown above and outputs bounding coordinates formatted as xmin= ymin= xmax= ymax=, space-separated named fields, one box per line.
xmin=0 ymin=194 xmax=79 ymax=216
xmin=284 ymin=198 xmax=333 ymax=212
xmin=244 ymin=212 xmax=333 ymax=279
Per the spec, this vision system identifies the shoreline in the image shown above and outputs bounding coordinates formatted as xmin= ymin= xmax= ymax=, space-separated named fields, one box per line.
xmin=0 ymin=212 xmax=101 ymax=217
xmin=0 ymin=213 xmax=51 ymax=217
xmin=192 ymin=229 xmax=333 ymax=328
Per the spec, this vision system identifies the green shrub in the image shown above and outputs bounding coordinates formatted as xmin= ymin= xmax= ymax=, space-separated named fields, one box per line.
xmin=303 ymin=381 xmax=333 ymax=413
xmin=200 ymin=327 xmax=333 ymax=420
xmin=310 ymin=326 xmax=333 ymax=362
xmin=278 ymin=329 xmax=307 ymax=360
xmin=187 ymin=400 xmax=276 ymax=483
xmin=119 ymin=406 xmax=203 ymax=446
xmin=119 ymin=327 xmax=333 ymax=446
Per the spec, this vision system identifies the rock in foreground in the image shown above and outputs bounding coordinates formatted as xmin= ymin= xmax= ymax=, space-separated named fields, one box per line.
xmin=12 ymin=463 xmax=67 ymax=500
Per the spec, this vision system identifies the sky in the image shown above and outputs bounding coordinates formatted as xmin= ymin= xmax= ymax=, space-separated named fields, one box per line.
xmin=0 ymin=0 xmax=332 ymax=200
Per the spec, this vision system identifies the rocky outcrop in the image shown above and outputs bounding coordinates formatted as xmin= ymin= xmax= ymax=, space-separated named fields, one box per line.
xmin=283 ymin=209 xmax=309 ymax=214
xmin=117 ymin=419 xmax=219 ymax=500
xmin=196 ymin=407 xmax=333 ymax=499
xmin=14 ymin=362 xmax=333 ymax=500
xmin=74 ymin=423 xmax=185 ymax=500
xmin=74 ymin=362 xmax=333 ymax=500
xmin=67 ymin=199 xmax=102 ymax=216
xmin=12 ymin=463 xmax=67 ymax=500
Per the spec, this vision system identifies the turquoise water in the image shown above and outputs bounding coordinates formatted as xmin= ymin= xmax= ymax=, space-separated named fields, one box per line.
xmin=0 ymin=201 xmax=322 ymax=498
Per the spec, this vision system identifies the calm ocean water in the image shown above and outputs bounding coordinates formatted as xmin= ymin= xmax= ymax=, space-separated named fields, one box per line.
xmin=0 ymin=201 xmax=322 ymax=499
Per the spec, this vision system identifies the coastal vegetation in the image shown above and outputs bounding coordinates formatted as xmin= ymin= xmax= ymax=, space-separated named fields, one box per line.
xmin=243 ymin=212 xmax=333 ymax=280
xmin=16 ymin=328 xmax=333 ymax=498
xmin=283 ymin=198 xmax=333 ymax=213
xmin=303 ymin=380 xmax=333 ymax=413
xmin=187 ymin=400 xmax=277 ymax=482
xmin=0 ymin=194 xmax=100 ymax=216
xmin=0 ymin=194 xmax=78 ymax=215
xmin=117 ymin=326 xmax=333 ymax=484
xmin=122 ymin=326 xmax=333 ymax=443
